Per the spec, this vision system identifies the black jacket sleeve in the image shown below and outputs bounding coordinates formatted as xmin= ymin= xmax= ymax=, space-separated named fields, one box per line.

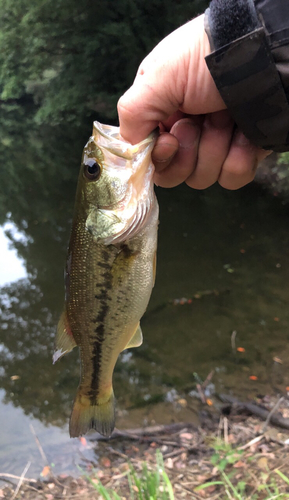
xmin=205 ymin=0 xmax=289 ymax=152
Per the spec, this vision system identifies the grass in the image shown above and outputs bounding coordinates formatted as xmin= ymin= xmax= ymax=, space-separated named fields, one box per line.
xmin=79 ymin=438 xmax=289 ymax=499
xmin=194 ymin=437 xmax=289 ymax=500
xmin=79 ymin=449 xmax=174 ymax=500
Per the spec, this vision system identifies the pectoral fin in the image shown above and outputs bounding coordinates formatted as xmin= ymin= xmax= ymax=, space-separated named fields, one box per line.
xmin=123 ymin=324 xmax=143 ymax=350
xmin=53 ymin=311 xmax=77 ymax=363
xmin=86 ymin=208 xmax=124 ymax=243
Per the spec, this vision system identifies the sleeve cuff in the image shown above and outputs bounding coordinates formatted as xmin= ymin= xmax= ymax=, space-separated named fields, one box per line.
xmin=204 ymin=0 xmax=289 ymax=152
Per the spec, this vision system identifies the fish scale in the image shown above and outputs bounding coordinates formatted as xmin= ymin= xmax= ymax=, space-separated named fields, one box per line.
xmin=54 ymin=121 xmax=158 ymax=437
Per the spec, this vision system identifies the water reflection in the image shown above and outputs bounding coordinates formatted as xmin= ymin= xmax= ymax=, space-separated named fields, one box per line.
xmin=0 ymin=223 xmax=27 ymax=286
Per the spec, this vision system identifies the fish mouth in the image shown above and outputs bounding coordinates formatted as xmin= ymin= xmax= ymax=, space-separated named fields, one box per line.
xmin=93 ymin=121 xmax=158 ymax=160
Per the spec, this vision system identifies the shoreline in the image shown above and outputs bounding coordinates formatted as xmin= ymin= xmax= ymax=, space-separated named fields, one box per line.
xmin=3 ymin=393 xmax=289 ymax=499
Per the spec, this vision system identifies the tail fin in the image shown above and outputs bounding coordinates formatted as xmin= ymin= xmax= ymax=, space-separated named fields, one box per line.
xmin=69 ymin=389 xmax=115 ymax=438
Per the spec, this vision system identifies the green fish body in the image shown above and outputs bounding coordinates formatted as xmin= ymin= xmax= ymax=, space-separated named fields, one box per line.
xmin=54 ymin=121 xmax=158 ymax=438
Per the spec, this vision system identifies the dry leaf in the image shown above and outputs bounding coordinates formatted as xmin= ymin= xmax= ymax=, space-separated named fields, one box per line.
xmin=177 ymin=399 xmax=187 ymax=408
xmin=166 ymin=458 xmax=174 ymax=469
xmin=10 ymin=375 xmax=20 ymax=381
xmin=197 ymin=475 xmax=207 ymax=483
xmin=195 ymin=490 xmax=206 ymax=498
xmin=100 ymin=457 xmax=111 ymax=468
xmin=233 ymin=461 xmax=246 ymax=468
xmin=180 ymin=433 xmax=193 ymax=440
xmin=274 ymin=317 xmax=280 ymax=322
xmin=206 ymin=398 xmax=213 ymax=406
xmin=41 ymin=466 xmax=51 ymax=477
xmin=273 ymin=356 xmax=282 ymax=364
xmin=257 ymin=457 xmax=268 ymax=470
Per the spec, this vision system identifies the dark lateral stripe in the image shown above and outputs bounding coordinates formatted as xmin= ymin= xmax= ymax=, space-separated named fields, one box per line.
xmin=88 ymin=249 xmax=112 ymax=402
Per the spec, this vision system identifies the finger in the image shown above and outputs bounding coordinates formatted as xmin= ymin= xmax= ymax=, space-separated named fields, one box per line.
xmin=154 ymin=118 xmax=201 ymax=188
xmin=118 ymin=72 xmax=180 ymax=145
xmin=186 ymin=110 xmax=234 ymax=189
xmin=152 ymin=132 xmax=179 ymax=173
xmin=218 ymin=131 xmax=271 ymax=190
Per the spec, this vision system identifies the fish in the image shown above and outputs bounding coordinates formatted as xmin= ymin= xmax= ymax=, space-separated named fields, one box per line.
xmin=54 ymin=121 xmax=159 ymax=438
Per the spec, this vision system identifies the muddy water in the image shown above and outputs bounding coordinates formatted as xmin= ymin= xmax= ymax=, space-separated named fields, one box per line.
xmin=1 ymin=167 xmax=289 ymax=478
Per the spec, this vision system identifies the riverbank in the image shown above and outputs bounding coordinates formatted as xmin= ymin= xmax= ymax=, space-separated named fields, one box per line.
xmin=256 ymin=153 xmax=289 ymax=200
xmin=2 ymin=393 xmax=289 ymax=499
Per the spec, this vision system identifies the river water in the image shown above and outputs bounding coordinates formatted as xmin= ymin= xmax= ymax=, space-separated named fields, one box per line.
xmin=1 ymin=133 xmax=289 ymax=479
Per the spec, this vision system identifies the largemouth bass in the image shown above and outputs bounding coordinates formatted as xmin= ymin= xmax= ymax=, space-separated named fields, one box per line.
xmin=54 ymin=121 xmax=158 ymax=438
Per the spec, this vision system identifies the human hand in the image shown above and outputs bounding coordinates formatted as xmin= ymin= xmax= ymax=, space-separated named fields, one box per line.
xmin=118 ymin=15 xmax=271 ymax=190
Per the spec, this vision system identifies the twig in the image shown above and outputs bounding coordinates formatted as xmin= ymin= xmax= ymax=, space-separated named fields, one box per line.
xmin=262 ymin=397 xmax=284 ymax=433
xmin=238 ymin=434 xmax=264 ymax=451
xmin=10 ymin=461 xmax=31 ymax=500
xmin=217 ymin=416 xmax=223 ymax=440
xmin=29 ymin=424 xmax=48 ymax=464
xmin=163 ymin=448 xmax=186 ymax=459
xmin=219 ymin=394 xmax=289 ymax=430
xmin=106 ymin=447 xmax=129 ymax=460
xmin=29 ymin=424 xmax=64 ymax=489
xmin=201 ymin=370 xmax=215 ymax=390
xmin=0 ymin=473 xmax=36 ymax=483
xmin=224 ymin=416 xmax=228 ymax=445
xmin=231 ymin=330 xmax=237 ymax=352
xmin=95 ymin=422 xmax=196 ymax=441
xmin=196 ymin=384 xmax=206 ymax=404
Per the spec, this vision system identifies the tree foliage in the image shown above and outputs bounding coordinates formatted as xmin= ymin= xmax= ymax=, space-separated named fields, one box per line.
xmin=0 ymin=0 xmax=209 ymax=125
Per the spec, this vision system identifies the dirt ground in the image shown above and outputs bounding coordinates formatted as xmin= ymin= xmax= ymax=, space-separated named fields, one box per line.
xmin=2 ymin=393 xmax=289 ymax=499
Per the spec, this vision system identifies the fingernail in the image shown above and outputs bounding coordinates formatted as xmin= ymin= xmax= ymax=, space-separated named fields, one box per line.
xmin=235 ymin=130 xmax=251 ymax=146
xmin=175 ymin=121 xmax=200 ymax=149
xmin=153 ymin=153 xmax=175 ymax=164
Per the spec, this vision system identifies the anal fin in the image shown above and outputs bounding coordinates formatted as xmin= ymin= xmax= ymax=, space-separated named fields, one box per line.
xmin=123 ymin=323 xmax=143 ymax=350
xmin=53 ymin=311 xmax=77 ymax=364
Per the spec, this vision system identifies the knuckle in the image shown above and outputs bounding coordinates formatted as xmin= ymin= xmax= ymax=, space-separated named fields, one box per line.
xmin=222 ymin=158 xmax=254 ymax=177
xmin=117 ymin=95 xmax=128 ymax=115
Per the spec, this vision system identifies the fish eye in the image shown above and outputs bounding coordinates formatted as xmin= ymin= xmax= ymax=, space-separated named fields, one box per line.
xmin=83 ymin=159 xmax=102 ymax=181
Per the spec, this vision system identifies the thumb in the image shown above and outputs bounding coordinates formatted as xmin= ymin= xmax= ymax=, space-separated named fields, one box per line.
xmin=117 ymin=14 xmax=224 ymax=145
xmin=117 ymin=71 xmax=180 ymax=145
